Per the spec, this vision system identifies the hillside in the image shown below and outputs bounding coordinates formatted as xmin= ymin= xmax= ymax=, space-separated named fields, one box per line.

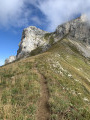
xmin=0 ymin=37 xmax=90 ymax=120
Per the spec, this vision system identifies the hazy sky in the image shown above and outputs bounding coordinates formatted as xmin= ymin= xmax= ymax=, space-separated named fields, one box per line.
xmin=0 ymin=0 xmax=90 ymax=65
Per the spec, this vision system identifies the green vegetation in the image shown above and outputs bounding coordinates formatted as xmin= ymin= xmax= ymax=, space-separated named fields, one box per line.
xmin=44 ymin=33 xmax=54 ymax=45
xmin=36 ymin=38 xmax=90 ymax=119
xmin=44 ymin=33 xmax=52 ymax=39
xmin=0 ymin=61 xmax=41 ymax=120
xmin=30 ymin=46 xmax=43 ymax=56
xmin=49 ymin=36 xmax=54 ymax=45
xmin=0 ymin=38 xmax=90 ymax=120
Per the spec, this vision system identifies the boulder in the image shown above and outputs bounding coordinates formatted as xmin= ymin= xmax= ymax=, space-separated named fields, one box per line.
xmin=5 ymin=56 xmax=16 ymax=64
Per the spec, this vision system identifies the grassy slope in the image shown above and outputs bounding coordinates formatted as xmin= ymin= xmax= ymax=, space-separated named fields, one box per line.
xmin=0 ymin=38 xmax=90 ymax=120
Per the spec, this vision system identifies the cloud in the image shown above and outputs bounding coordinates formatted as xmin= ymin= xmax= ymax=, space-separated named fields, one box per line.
xmin=37 ymin=0 xmax=90 ymax=31
xmin=31 ymin=16 xmax=42 ymax=25
xmin=0 ymin=0 xmax=24 ymax=27
xmin=0 ymin=0 xmax=90 ymax=31
xmin=0 ymin=0 xmax=38 ymax=28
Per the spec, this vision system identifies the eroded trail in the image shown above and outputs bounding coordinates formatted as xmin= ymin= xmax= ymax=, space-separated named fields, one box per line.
xmin=35 ymin=69 xmax=50 ymax=120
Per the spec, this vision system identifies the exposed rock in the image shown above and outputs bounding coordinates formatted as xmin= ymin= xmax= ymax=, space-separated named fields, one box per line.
xmin=5 ymin=56 xmax=16 ymax=64
xmin=56 ymin=14 xmax=90 ymax=45
xmin=80 ymin=14 xmax=88 ymax=22
xmin=55 ymin=14 xmax=90 ymax=57
xmin=68 ymin=39 xmax=90 ymax=58
xmin=16 ymin=26 xmax=48 ymax=59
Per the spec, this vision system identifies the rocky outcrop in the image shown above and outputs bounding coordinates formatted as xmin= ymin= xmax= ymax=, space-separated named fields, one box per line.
xmin=16 ymin=26 xmax=48 ymax=59
xmin=56 ymin=14 xmax=90 ymax=44
xmin=5 ymin=56 xmax=16 ymax=64
xmin=68 ymin=39 xmax=90 ymax=58
xmin=55 ymin=14 xmax=90 ymax=57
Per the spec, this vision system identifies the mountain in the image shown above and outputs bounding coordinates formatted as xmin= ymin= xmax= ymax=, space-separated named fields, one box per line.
xmin=0 ymin=15 xmax=90 ymax=120
xmin=5 ymin=14 xmax=90 ymax=64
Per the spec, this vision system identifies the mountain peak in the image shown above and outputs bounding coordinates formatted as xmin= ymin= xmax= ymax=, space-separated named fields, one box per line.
xmin=24 ymin=26 xmax=43 ymax=32
xmin=80 ymin=14 xmax=88 ymax=22
xmin=16 ymin=26 xmax=48 ymax=59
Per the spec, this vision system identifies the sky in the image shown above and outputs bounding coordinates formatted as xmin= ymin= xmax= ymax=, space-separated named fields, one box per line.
xmin=0 ymin=0 xmax=90 ymax=66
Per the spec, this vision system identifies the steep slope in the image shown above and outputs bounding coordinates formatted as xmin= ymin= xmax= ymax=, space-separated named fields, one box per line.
xmin=0 ymin=38 xmax=90 ymax=120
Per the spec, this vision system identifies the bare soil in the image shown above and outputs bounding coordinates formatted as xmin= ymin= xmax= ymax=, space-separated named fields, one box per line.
xmin=35 ymin=69 xmax=50 ymax=120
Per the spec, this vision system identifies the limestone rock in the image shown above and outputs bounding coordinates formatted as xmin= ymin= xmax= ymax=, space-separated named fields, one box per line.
xmin=80 ymin=14 xmax=88 ymax=22
xmin=69 ymin=39 xmax=90 ymax=58
xmin=17 ymin=26 xmax=48 ymax=59
xmin=55 ymin=14 xmax=90 ymax=57
xmin=5 ymin=56 xmax=16 ymax=64
xmin=56 ymin=14 xmax=90 ymax=44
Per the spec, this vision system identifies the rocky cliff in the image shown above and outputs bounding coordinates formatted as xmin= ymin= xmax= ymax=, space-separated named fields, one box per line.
xmin=5 ymin=56 xmax=16 ymax=64
xmin=56 ymin=14 xmax=90 ymax=43
xmin=5 ymin=14 xmax=90 ymax=64
xmin=16 ymin=26 xmax=48 ymax=59
xmin=55 ymin=14 xmax=90 ymax=57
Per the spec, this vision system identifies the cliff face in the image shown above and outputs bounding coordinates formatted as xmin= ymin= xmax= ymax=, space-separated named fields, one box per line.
xmin=17 ymin=26 xmax=48 ymax=59
xmin=56 ymin=14 xmax=90 ymax=44
xmin=55 ymin=14 xmax=90 ymax=58
xmin=5 ymin=56 xmax=16 ymax=64
xmin=5 ymin=14 xmax=90 ymax=64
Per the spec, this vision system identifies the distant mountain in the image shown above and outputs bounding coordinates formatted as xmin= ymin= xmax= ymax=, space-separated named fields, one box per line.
xmin=1 ymin=14 xmax=90 ymax=120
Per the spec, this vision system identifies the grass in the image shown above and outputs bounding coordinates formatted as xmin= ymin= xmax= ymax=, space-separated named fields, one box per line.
xmin=44 ymin=33 xmax=55 ymax=45
xmin=0 ymin=38 xmax=90 ymax=120
xmin=35 ymin=38 xmax=90 ymax=119
xmin=30 ymin=47 xmax=43 ymax=56
xmin=49 ymin=36 xmax=54 ymax=45
xmin=44 ymin=33 xmax=52 ymax=39
xmin=0 ymin=60 xmax=41 ymax=120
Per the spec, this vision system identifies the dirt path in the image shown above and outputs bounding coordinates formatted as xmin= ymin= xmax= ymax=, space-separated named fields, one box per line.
xmin=35 ymin=69 xmax=50 ymax=120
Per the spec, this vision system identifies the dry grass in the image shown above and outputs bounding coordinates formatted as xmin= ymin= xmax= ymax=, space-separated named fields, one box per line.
xmin=0 ymin=38 xmax=90 ymax=120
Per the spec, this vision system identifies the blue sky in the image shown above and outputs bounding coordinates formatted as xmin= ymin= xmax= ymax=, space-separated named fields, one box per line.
xmin=0 ymin=0 xmax=90 ymax=66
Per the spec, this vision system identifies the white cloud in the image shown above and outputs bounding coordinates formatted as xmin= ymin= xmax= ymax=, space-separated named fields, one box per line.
xmin=0 ymin=0 xmax=90 ymax=31
xmin=31 ymin=16 xmax=42 ymax=25
xmin=0 ymin=0 xmax=24 ymax=27
xmin=0 ymin=0 xmax=36 ymax=28
xmin=37 ymin=0 xmax=90 ymax=31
